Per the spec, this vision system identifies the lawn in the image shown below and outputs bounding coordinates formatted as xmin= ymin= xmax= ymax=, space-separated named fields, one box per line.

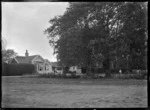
xmin=2 ymin=76 xmax=147 ymax=108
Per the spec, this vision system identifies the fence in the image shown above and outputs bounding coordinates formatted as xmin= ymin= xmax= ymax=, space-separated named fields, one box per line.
xmin=2 ymin=63 xmax=35 ymax=76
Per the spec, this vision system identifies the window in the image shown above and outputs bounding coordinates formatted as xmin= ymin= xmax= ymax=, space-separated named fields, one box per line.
xmin=45 ymin=65 xmax=49 ymax=70
xmin=37 ymin=64 xmax=40 ymax=71
xmin=39 ymin=66 xmax=42 ymax=71
xmin=38 ymin=64 xmax=43 ymax=71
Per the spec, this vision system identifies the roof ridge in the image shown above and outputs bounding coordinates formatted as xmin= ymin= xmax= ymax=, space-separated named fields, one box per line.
xmin=16 ymin=56 xmax=25 ymax=58
xmin=30 ymin=55 xmax=38 ymax=56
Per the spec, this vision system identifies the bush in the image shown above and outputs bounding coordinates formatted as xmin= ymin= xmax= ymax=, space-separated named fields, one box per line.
xmin=132 ymin=69 xmax=147 ymax=76
xmin=94 ymin=74 xmax=106 ymax=78
xmin=97 ymin=68 xmax=104 ymax=73
xmin=141 ymin=70 xmax=147 ymax=77
xmin=111 ymin=73 xmax=145 ymax=79
xmin=110 ymin=69 xmax=119 ymax=74
xmin=71 ymin=73 xmax=81 ymax=78
xmin=38 ymin=74 xmax=51 ymax=78
xmin=68 ymin=71 xmax=76 ymax=74
xmin=38 ymin=73 xmax=63 ymax=78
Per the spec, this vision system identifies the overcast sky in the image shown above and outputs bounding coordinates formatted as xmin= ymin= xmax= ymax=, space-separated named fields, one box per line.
xmin=2 ymin=2 xmax=69 ymax=62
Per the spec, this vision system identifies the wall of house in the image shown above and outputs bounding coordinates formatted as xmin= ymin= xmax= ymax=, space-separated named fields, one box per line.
xmin=51 ymin=67 xmax=63 ymax=75
xmin=54 ymin=67 xmax=63 ymax=75
xmin=10 ymin=59 xmax=18 ymax=64
xmin=32 ymin=56 xmax=44 ymax=64
xmin=43 ymin=63 xmax=53 ymax=74
xmin=36 ymin=63 xmax=44 ymax=74
xmin=69 ymin=66 xmax=77 ymax=72
xmin=32 ymin=56 xmax=53 ymax=74
xmin=69 ymin=66 xmax=82 ymax=73
xmin=76 ymin=68 xmax=82 ymax=73
xmin=36 ymin=63 xmax=53 ymax=74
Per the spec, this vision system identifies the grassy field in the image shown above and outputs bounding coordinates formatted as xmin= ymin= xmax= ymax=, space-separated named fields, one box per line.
xmin=2 ymin=76 xmax=147 ymax=108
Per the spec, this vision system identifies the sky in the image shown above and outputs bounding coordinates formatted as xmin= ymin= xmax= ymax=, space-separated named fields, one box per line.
xmin=2 ymin=2 xmax=69 ymax=62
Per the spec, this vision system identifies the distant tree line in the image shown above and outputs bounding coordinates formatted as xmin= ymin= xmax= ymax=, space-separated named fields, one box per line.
xmin=44 ymin=2 xmax=147 ymax=77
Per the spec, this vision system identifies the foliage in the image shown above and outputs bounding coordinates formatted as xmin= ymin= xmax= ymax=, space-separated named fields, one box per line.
xmin=116 ymin=2 xmax=147 ymax=70
xmin=45 ymin=2 xmax=147 ymax=76
xmin=111 ymin=73 xmax=145 ymax=79
xmin=2 ymin=49 xmax=17 ymax=63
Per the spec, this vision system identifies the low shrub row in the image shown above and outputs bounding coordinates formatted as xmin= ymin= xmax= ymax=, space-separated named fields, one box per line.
xmin=38 ymin=73 xmax=85 ymax=79
xmin=38 ymin=71 xmax=147 ymax=79
xmin=111 ymin=73 xmax=146 ymax=79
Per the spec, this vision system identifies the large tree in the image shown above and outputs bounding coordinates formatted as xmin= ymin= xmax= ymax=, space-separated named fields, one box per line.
xmin=45 ymin=2 xmax=147 ymax=76
xmin=114 ymin=2 xmax=147 ymax=70
xmin=2 ymin=49 xmax=17 ymax=63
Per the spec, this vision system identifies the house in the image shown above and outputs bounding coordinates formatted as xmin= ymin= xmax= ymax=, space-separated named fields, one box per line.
xmin=69 ymin=62 xmax=103 ymax=74
xmin=44 ymin=59 xmax=53 ymax=74
xmin=69 ymin=66 xmax=82 ymax=73
xmin=51 ymin=62 xmax=63 ymax=75
xmin=9 ymin=50 xmax=53 ymax=74
xmin=50 ymin=62 xmax=82 ymax=75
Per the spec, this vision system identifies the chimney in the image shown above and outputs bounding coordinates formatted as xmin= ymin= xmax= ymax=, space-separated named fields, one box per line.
xmin=25 ymin=50 xmax=29 ymax=57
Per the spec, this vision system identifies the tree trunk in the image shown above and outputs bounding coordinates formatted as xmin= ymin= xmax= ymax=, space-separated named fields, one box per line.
xmin=105 ymin=69 xmax=111 ymax=78
xmin=103 ymin=57 xmax=111 ymax=78
xmin=86 ymin=66 xmax=90 ymax=76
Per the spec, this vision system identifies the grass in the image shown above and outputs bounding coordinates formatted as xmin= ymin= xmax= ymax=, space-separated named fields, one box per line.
xmin=2 ymin=76 xmax=147 ymax=108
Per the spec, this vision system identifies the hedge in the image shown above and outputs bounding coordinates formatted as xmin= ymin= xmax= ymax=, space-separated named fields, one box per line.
xmin=2 ymin=63 xmax=35 ymax=76
xmin=81 ymin=67 xmax=104 ymax=74
xmin=111 ymin=73 xmax=146 ymax=79
xmin=2 ymin=63 xmax=8 ymax=76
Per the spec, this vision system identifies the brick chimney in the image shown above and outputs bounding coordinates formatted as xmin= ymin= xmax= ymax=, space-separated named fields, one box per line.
xmin=25 ymin=50 xmax=29 ymax=57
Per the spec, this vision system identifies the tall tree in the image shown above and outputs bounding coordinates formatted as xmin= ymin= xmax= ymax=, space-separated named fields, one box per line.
xmin=114 ymin=2 xmax=147 ymax=70
xmin=2 ymin=49 xmax=17 ymax=63
xmin=45 ymin=2 xmax=147 ymax=76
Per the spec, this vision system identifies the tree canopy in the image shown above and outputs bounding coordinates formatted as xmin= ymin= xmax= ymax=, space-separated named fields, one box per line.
xmin=44 ymin=2 xmax=147 ymax=75
xmin=2 ymin=49 xmax=17 ymax=63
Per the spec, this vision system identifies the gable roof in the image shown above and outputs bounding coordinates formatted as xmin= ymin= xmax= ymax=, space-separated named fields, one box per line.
xmin=8 ymin=58 xmax=19 ymax=63
xmin=45 ymin=59 xmax=52 ymax=65
xmin=15 ymin=55 xmax=38 ymax=64
xmin=51 ymin=62 xmax=57 ymax=67
xmin=51 ymin=62 xmax=62 ymax=67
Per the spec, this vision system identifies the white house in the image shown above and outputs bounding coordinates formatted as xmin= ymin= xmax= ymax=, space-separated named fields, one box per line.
xmin=51 ymin=62 xmax=63 ymax=75
xmin=43 ymin=59 xmax=53 ymax=74
xmin=69 ymin=66 xmax=82 ymax=73
xmin=9 ymin=50 xmax=53 ymax=74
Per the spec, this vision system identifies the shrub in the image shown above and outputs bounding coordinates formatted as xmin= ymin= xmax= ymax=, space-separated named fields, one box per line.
xmin=110 ymin=69 xmax=119 ymax=74
xmin=97 ymin=68 xmax=104 ymax=73
xmin=38 ymin=73 xmax=61 ymax=78
xmin=38 ymin=74 xmax=49 ymax=78
xmin=57 ymin=74 xmax=62 ymax=78
xmin=62 ymin=74 xmax=69 ymax=78
xmin=71 ymin=75 xmax=80 ymax=78
xmin=142 ymin=70 xmax=147 ymax=77
xmin=132 ymin=69 xmax=147 ymax=77
xmin=111 ymin=73 xmax=145 ymax=79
